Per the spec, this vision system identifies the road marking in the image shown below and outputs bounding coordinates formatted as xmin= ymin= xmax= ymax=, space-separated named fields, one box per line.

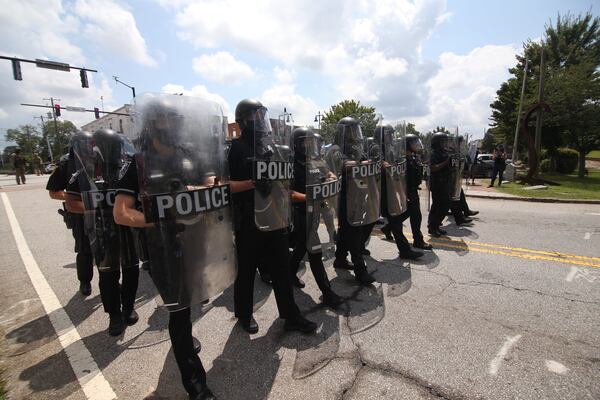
xmin=545 ymin=360 xmax=568 ymax=374
xmin=584 ymin=212 xmax=600 ymax=216
xmin=584 ymin=232 xmax=591 ymax=240
xmin=565 ymin=266 xmax=598 ymax=283
xmin=489 ymin=335 xmax=521 ymax=376
xmin=1 ymin=192 xmax=116 ymax=400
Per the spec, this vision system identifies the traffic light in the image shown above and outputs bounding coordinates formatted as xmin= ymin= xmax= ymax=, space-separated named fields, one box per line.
xmin=94 ymin=107 xmax=100 ymax=119
xmin=54 ymin=104 xmax=61 ymax=117
xmin=80 ymin=70 xmax=89 ymax=88
xmin=12 ymin=59 xmax=22 ymax=81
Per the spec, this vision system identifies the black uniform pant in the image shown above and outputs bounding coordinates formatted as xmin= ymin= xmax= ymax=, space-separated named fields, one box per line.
xmin=335 ymin=218 xmax=368 ymax=274
xmin=99 ymin=227 xmax=140 ymax=315
xmin=449 ymin=189 xmax=470 ymax=221
xmin=362 ymin=222 xmax=375 ymax=249
xmin=169 ymin=307 xmax=207 ymax=396
xmin=400 ymin=191 xmax=425 ymax=243
xmin=386 ymin=214 xmax=412 ymax=253
xmin=428 ymin=182 xmax=451 ymax=229
xmin=290 ymin=209 xmax=332 ymax=295
xmin=234 ymin=226 xmax=300 ymax=320
xmin=71 ymin=214 xmax=94 ymax=284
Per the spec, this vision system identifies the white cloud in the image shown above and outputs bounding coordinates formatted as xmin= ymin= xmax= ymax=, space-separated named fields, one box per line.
xmin=74 ymin=0 xmax=157 ymax=67
xmin=259 ymin=67 xmax=319 ymax=126
xmin=160 ymin=83 xmax=231 ymax=118
xmin=409 ymin=44 xmax=518 ymax=136
xmin=192 ymin=51 xmax=255 ymax=84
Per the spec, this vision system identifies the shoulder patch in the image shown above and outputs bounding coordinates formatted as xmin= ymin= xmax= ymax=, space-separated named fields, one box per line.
xmin=119 ymin=159 xmax=131 ymax=181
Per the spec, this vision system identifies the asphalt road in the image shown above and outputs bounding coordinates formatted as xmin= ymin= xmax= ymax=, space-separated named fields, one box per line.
xmin=0 ymin=174 xmax=599 ymax=400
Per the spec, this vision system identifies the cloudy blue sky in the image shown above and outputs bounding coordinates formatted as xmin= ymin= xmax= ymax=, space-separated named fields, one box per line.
xmin=0 ymin=0 xmax=596 ymax=149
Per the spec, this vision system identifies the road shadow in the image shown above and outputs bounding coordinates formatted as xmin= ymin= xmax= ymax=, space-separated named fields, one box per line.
xmin=372 ymin=257 xmax=413 ymax=297
xmin=430 ymin=237 xmax=470 ymax=257
xmin=409 ymin=251 xmax=440 ymax=270
xmin=443 ymin=222 xmax=480 ymax=239
xmin=211 ymin=274 xmax=273 ymax=314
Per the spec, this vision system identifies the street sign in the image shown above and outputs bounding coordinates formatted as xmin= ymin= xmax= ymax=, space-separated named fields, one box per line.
xmin=65 ymin=106 xmax=86 ymax=112
xmin=35 ymin=59 xmax=70 ymax=72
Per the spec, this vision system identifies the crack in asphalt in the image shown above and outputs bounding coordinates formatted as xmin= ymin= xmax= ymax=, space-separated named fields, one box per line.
xmin=337 ymin=318 xmax=467 ymax=400
xmin=411 ymin=266 xmax=600 ymax=306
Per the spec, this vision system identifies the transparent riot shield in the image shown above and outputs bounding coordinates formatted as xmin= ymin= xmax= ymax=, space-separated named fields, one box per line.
xmin=448 ymin=134 xmax=462 ymax=201
xmin=73 ymin=130 xmax=124 ymax=272
xmin=132 ymin=93 xmax=236 ymax=310
xmin=341 ymin=122 xmax=381 ymax=226
xmin=379 ymin=124 xmax=407 ymax=217
xmin=253 ymin=109 xmax=293 ymax=231
xmin=421 ymin=135 xmax=432 ymax=210
xmin=305 ymin=132 xmax=341 ymax=258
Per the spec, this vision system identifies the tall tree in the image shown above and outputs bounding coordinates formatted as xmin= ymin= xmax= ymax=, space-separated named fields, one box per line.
xmin=489 ymin=12 xmax=600 ymax=176
xmin=5 ymin=125 xmax=43 ymax=163
xmin=41 ymin=119 xmax=77 ymax=160
xmin=320 ymin=100 xmax=378 ymax=143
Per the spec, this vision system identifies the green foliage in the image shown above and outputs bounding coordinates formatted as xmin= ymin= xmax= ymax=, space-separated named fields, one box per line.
xmin=394 ymin=122 xmax=421 ymax=136
xmin=480 ymin=130 xmax=496 ymax=153
xmin=497 ymin=169 xmax=600 ymax=200
xmin=540 ymin=159 xmax=551 ymax=172
xmin=41 ymin=120 xmax=77 ymax=161
xmin=554 ymin=148 xmax=579 ymax=174
xmin=490 ymin=11 xmax=600 ymax=177
xmin=320 ymin=99 xmax=377 ymax=143
xmin=4 ymin=125 xmax=43 ymax=166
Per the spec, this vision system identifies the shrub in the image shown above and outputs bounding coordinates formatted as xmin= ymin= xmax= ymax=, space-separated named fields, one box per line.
xmin=555 ymin=148 xmax=578 ymax=174
xmin=540 ymin=159 xmax=551 ymax=172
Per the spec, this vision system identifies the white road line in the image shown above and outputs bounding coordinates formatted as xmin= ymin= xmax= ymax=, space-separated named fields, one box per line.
xmin=545 ymin=360 xmax=569 ymax=374
xmin=489 ymin=335 xmax=522 ymax=376
xmin=1 ymin=192 xmax=116 ymax=400
xmin=566 ymin=266 xmax=579 ymax=282
xmin=584 ymin=232 xmax=592 ymax=240
xmin=584 ymin=212 xmax=600 ymax=216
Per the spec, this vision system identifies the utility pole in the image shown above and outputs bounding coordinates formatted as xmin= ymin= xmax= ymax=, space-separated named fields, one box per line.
xmin=314 ymin=111 xmax=323 ymax=130
xmin=44 ymin=97 xmax=60 ymax=157
xmin=534 ymin=45 xmax=545 ymax=172
xmin=34 ymin=115 xmax=53 ymax=161
xmin=512 ymin=57 xmax=528 ymax=163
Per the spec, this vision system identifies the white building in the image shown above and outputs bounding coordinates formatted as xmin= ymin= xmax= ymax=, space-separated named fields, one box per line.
xmin=80 ymin=105 xmax=132 ymax=136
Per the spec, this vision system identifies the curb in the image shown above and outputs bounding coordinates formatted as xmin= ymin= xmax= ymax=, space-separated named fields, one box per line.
xmin=465 ymin=192 xmax=600 ymax=204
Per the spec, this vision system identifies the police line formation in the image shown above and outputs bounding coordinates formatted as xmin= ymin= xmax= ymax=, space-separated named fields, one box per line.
xmin=46 ymin=93 xmax=479 ymax=400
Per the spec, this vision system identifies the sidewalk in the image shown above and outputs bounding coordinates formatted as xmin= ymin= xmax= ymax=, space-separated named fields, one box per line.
xmin=463 ymin=180 xmax=600 ymax=204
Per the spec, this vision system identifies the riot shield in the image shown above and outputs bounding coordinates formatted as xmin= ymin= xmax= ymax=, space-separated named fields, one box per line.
xmin=73 ymin=130 xmax=126 ymax=272
xmin=448 ymin=134 xmax=462 ymax=201
xmin=304 ymin=131 xmax=341 ymax=257
xmin=379 ymin=124 xmax=407 ymax=216
xmin=340 ymin=121 xmax=381 ymax=226
xmin=132 ymin=93 xmax=236 ymax=310
xmin=421 ymin=135 xmax=432 ymax=211
xmin=253 ymin=109 xmax=293 ymax=231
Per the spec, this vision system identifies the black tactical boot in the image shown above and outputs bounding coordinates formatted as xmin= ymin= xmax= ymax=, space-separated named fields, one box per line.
xmin=292 ymin=276 xmax=305 ymax=288
xmin=238 ymin=317 xmax=259 ymax=334
xmin=322 ymin=290 xmax=343 ymax=308
xmin=399 ymin=249 xmax=424 ymax=260
xmin=189 ymin=387 xmax=217 ymax=400
xmin=413 ymin=240 xmax=433 ymax=250
xmin=123 ymin=309 xmax=139 ymax=326
xmin=79 ymin=281 xmax=92 ymax=296
xmin=354 ymin=268 xmax=375 ymax=285
xmin=108 ymin=313 xmax=125 ymax=336
xmin=334 ymin=258 xmax=353 ymax=270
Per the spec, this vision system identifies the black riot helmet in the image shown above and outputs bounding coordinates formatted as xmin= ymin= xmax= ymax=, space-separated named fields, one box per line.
xmin=139 ymin=99 xmax=183 ymax=151
xmin=292 ymin=126 xmax=320 ymax=161
xmin=335 ymin=116 xmax=362 ymax=145
xmin=69 ymin=130 xmax=92 ymax=160
xmin=431 ymin=132 xmax=449 ymax=151
xmin=235 ymin=98 xmax=267 ymax=133
xmin=405 ymin=134 xmax=423 ymax=153
xmin=92 ymin=129 xmax=124 ymax=183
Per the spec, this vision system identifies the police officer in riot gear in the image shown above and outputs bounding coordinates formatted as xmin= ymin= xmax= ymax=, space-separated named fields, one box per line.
xmin=402 ymin=134 xmax=433 ymax=250
xmin=115 ymin=95 xmax=232 ymax=400
xmin=427 ymin=132 xmax=451 ymax=237
xmin=377 ymin=126 xmax=424 ymax=259
xmin=289 ymin=127 xmax=343 ymax=308
xmin=47 ymin=133 xmax=93 ymax=296
xmin=228 ymin=98 xmax=317 ymax=334
xmin=332 ymin=117 xmax=377 ymax=285
xmin=67 ymin=129 xmax=140 ymax=336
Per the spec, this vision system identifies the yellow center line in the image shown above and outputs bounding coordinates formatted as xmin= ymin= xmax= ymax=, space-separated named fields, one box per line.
xmin=373 ymin=231 xmax=600 ymax=269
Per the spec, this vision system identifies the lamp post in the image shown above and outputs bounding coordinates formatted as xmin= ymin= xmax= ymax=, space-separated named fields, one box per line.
xmin=113 ymin=76 xmax=136 ymax=98
xmin=314 ymin=111 xmax=323 ymax=130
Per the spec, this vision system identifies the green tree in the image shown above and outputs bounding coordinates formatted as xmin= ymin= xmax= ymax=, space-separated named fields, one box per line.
xmin=490 ymin=12 xmax=600 ymax=175
xmin=481 ymin=129 xmax=496 ymax=153
xmin=5 ymin=125 xmax=43 ymax=165
xmin=393 ymin=122 xmax=421 ymax=136
xmin=41 ymin=120 xmax=77 ymax=160
xmin=320 ymin=100 xmax=378 ymax=143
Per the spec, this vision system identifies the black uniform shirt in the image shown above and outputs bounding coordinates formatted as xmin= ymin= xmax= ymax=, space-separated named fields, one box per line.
xmin=227 ymin=136 xmax=255 ymax=230
xmin=116 ymin=157 xmax=139 ymax=198
xmin=46 ymin=159 xmax=70 ymax=191
xmin=406 ymin=154 xmax=422 ymax=192
xmin=430 ymin=149 xmax=450 ymax=182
